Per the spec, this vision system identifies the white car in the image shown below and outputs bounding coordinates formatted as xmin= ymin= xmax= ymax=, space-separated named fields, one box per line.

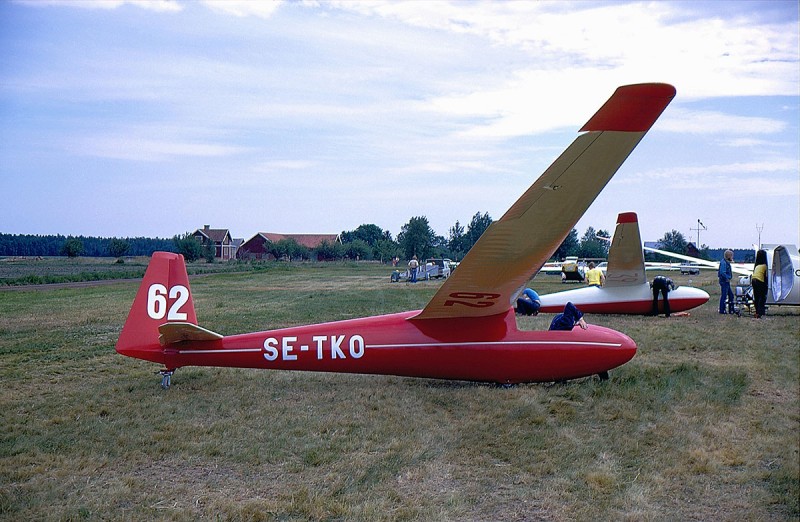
xmin=680 ymin=262 xmax=700 ymax=275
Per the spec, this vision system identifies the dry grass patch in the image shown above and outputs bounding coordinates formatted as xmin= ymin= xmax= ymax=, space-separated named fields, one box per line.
xmin=1 ymin=262 xmax=797 ymax=520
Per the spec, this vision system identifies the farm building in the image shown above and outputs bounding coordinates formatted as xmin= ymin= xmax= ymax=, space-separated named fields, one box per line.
xmin=237 ymin=233 xmax=341 ymax=260
xmin=192 ymin=225 xmax=240 ymax=260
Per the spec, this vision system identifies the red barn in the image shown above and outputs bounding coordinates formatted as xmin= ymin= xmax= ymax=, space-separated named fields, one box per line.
xmin=237 ymin=233 xmax=341 ymax=260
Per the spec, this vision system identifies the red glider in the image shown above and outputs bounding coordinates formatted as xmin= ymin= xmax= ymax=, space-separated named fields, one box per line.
xmin=117 ymin=83 xmax=676 ymax=387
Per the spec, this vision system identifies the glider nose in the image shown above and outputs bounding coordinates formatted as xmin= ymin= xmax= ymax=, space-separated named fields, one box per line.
xmin=616 ymin=329 xmax=637 ymax=358
xmin=686 ymin=286 xmax=710 ymax=303
xmin=602 ymin=326 xmax=637 ymax=370
xmin=672 ymin=286 xmax=710 ymax=312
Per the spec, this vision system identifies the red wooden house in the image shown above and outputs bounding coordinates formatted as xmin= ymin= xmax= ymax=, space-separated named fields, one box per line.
xmin=237 ymin=232 xmax=341 ymax=260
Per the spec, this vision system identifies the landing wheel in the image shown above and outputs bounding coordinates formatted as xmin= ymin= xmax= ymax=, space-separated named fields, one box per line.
xmin=597 ymin=371 xmax=609 ymax=381
xmin=158 ymin=369 xmax=175 ymax=389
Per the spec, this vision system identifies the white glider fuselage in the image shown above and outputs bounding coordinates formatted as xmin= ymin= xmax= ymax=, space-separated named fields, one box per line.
xmin=536 ymin=212 xmax=709 ymax=315
xmin=538 ymin=281 xmax=709 ymax=314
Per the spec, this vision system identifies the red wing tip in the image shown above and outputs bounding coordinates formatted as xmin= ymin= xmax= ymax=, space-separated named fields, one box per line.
xmin=580 ymin=83 xmax=676 ymax=133
xmin=612 ymin=82 xmax=676 ymax=97
xmin=617 ymin=212 xmax=638 ymax=224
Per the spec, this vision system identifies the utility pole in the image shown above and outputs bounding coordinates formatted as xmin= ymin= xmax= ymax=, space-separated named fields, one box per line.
xmin=691 ymin=219 xmax=707 ymax=248
xmin=756 ymin=223 xmax=764 ymax=249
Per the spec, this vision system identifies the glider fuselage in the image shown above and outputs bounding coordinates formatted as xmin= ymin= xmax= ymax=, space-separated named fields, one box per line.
xmin=537 ymin=283 xmax=709 ymax=315
xmin=120 ymin=307 xmax=636 ymax=384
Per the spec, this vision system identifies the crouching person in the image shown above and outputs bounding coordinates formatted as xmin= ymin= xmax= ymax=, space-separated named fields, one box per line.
xmin=549 ymin=302 xmax=588 ymax=331
xmin=515 ymin=288 xmax=541 ymax=316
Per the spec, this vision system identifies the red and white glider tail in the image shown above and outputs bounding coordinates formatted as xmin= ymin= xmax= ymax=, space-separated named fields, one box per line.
xmin=116 ymin=252 xmax=201 ymax=364
xmin=604 ymin=212 xmax=647 ymax=287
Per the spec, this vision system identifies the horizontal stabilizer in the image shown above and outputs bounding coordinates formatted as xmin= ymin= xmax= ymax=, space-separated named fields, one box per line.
xmin=159 ymin=322 xmax=224 ymax=346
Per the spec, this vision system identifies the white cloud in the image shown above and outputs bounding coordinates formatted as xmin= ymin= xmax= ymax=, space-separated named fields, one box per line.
xmin=660 ymin=109 xmax=787 ymax=135
xmin=254 ymin=160 xmax=317 ymax=172
xmin=621 ymin=160 xmax=800 ymax=202
xmin=329 ymin=1 xmax=798 ymax=98
xmin=73 ymin=136 xmax=252 ymax=161
xmin=201 ymin=0 xmax=282 ymax=19
xmin=16 ymin=0 xmax=183 ymax=12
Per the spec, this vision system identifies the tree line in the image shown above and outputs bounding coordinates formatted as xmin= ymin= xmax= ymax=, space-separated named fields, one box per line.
xmin=0 ymin=219 xmax=749 ymax=263
xmin=0 ymin=233 xmax=175 ymax=258
xmin=331 ymin=218 xmax=751 ymax=264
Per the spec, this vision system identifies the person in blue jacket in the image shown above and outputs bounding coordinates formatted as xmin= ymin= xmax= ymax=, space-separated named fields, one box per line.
xmin=549 ymin=302 xmax=588 ymax=331
xmin=718 ymin=249 xmax=735 ymax=314
xmin=515 ymin=288 xmax=541 ymax=316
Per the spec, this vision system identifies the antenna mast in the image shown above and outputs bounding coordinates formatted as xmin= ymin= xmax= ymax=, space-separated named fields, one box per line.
xmin=691 ymin=219 xmax=707 ymax=248
xmin=756 ymin=223 xmax=764 ymax=249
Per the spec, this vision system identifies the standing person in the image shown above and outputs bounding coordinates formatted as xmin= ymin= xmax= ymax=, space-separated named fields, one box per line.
xmin=718 ymin=249 xmax=735 ymax=314
xmin=408 ymin=255 xmax=419 ymax=283
xmin=584 ymin=262 xmax=605 ymax=287
xmin=751 ymin=249 xmax=768 ymax=318
xmin=650 ymin=275 xmax=675 ymax=317
xmin=515 ymin=288 xmax=541 ymax=316
xmin=549 ymin=302 xmax=588 ymax=331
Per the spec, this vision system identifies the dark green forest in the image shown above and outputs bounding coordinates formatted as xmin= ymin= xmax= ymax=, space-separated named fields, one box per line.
xmin=0 ymin=234 xmax=175 ymax=257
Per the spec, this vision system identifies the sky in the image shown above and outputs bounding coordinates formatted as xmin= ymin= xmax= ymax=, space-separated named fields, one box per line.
xmin=1 ymin=0 xmax=798 ymax=250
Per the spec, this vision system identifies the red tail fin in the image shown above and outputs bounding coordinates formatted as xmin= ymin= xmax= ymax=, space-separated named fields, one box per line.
xmin=116 ymin=252 xmax=197 ymax=364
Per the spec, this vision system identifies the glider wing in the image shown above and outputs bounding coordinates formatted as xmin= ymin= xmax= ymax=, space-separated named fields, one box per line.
xmin=413 ymin=83 xmax=676 ymax=320
xmin=643 ymin=247 xmax=754 ymax=276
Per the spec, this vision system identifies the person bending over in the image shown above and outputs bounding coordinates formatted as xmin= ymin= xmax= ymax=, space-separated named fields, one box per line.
xmin=650 ymin=275 xmax=675 ymax=317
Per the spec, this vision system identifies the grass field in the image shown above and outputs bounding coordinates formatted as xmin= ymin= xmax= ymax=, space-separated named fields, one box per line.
xmin=0 ymin=256 xmax=250 ymax=286
xmin=1 ymin=260 xmax=798 ymax=520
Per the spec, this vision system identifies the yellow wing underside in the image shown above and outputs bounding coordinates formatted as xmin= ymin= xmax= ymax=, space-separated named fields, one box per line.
xmin=413 ymin=130 xmax=647 ymax=320
xmin=159 ymin=322 xmax=224 ymax=346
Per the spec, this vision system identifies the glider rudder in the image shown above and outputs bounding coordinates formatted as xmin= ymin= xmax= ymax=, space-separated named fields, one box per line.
xmin=115 ymin=252 xmax=197 ymax=363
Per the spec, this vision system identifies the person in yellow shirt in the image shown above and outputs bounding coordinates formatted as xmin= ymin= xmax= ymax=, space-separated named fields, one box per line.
xmin=584 ymin=262 xmax=605 ymax=287
xmin=751 ymin=249 xmax=768 ymax=318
